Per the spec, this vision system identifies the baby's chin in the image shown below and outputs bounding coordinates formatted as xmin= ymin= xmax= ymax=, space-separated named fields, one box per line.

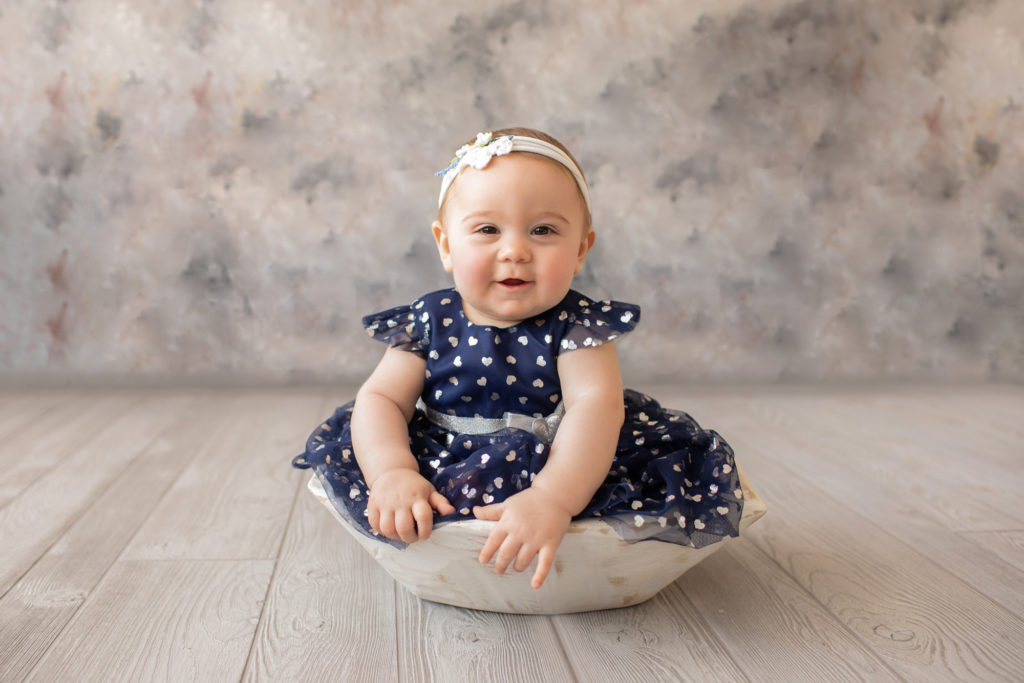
xmin=460 ymin=300 xmax=546 ymax=328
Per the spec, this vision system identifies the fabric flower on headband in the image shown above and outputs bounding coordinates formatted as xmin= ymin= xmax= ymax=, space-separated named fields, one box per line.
xmin=435 ymin=132 xmax=514 ymax=178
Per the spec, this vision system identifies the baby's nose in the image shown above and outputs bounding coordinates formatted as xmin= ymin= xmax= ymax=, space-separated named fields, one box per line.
xmin=498 ymin=235 xmax=531 ymax=262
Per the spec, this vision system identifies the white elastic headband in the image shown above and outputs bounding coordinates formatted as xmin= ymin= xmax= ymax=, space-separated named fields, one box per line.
xmin=436 ymin=132 xmax=591 ymax=213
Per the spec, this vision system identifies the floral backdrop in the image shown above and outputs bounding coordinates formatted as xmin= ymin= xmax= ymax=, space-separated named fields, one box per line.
xmin=1 ymin=0 xmax=1022 ymax=383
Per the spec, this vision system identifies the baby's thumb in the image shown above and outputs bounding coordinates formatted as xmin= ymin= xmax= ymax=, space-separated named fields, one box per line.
xmin=429 ymin=490 xmax=456 ymax=515
xmin=472 ymin=503 xmax=504 ymax=521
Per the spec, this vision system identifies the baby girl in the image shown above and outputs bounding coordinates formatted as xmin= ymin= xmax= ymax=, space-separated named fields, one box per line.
xmin=293 ymin=127 xmax=743 ymax=589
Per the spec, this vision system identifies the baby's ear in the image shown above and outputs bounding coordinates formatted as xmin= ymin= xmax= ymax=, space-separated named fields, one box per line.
xmin=575 ymin=227 xmax=596 ymax=273
xmin=432 ymin=220 xmax=454 ymax=273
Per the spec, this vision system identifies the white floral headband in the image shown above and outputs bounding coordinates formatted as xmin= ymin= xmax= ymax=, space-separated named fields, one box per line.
xmin=436 ymin=132 xmax=592 ymax=212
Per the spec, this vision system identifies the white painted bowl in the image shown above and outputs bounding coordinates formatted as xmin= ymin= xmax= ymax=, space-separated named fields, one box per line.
xmin=308 ymin=464 xmax=766 ymax=614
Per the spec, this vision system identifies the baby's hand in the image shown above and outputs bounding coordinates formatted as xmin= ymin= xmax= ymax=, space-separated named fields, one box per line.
xmin=473 ymin=487 xmax=573 ymax=589
xmin=367 ymin=468 xmax=455 ymax=543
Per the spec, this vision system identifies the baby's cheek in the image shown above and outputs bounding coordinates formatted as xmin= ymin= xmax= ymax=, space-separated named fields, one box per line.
xmin=453 ymin=250 xmax=491 ymax=283
xmin=536 ymin=260 xmax=578 ymax=291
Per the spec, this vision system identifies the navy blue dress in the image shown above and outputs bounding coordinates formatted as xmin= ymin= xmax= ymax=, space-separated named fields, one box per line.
xmin=292 ymin=288 xmax=743 ymax=548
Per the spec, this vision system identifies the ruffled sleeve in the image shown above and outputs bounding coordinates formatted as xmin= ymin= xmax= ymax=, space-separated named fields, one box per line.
xmin=555 ymin=292 xmax=640 ymax=354
xmin=361 ymin=299 xmax=430 ymax=356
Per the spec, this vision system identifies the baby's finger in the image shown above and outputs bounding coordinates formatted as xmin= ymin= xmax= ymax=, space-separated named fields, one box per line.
xmin=493 ymin=538 xmax=522 ymax=575
xmin=394 ymin=508 xmax=418 ymax=544
xmin=478 ymin=526 xmax=507 ymax=565
xmin=472 ymin=503 xmax=504 ymax=521
xmin=513 ymin=543 xmax=538 ymax=573
xmin=531 ymin=546 xmax=557 ymax=589
xmin=378 ymin=511 xmax=397 ymax=541
xmin=412 ymin=499 xmax=435 ymax=541
xmin=367 ymin=502 xmax=381 ymax=535
xmin=429 ymin=490 xmax=456 ymax=515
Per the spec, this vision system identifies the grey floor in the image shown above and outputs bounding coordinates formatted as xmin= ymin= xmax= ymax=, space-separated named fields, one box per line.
xmin=0 ymin=383 xmax=1022 ymax=681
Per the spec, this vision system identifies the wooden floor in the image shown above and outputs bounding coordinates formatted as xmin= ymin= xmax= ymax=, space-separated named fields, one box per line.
xmin=0 ymin=383 xmax=1022 ymax=682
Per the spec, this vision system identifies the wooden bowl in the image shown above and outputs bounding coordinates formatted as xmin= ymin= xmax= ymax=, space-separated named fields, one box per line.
xmin=307 ymin=464 xmax=766 ymax=614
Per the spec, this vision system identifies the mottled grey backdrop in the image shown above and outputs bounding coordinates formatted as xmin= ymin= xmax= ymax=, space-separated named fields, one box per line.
xmin=1 ymin=0 xmax=1022 ymax=384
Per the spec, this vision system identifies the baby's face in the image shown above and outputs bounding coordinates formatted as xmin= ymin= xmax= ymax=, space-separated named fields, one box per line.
xmin=433 ymin=153 xmax=593 ymax=328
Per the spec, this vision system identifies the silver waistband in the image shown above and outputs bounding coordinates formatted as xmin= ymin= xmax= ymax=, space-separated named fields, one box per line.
xmin=417 ymin=399 xmax=565 ymax=445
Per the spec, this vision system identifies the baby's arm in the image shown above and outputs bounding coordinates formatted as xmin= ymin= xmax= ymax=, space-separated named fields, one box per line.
xmin=474 ymin=342 xmax=624 ymax=588
xmin=352 ymin=347 xmax=455 ymax=543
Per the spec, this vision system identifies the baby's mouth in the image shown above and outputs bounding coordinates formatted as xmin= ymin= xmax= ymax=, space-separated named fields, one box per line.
xmin=499 ymin=278 xmax=529 ymax=288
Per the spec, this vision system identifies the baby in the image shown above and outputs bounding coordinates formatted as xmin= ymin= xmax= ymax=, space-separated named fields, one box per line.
xmin=293 ymin=127 xmax=743 ymax=589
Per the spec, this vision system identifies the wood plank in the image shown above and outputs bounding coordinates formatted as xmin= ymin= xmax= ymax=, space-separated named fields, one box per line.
xmin=908 ymin=384 xmax=1024 ymax=429
xmin=0 ymin=395 xmax=136 ymax=510
xmin=881 ymin=390 xmax=1024 ymax=467
xmin=552 ymin=580 xmax=747 ymax=681
xmin=0 ymin=392 xmax=70 ymax=441
xmin=121 ymin=392 xmax=327 ymax=561
xmin=25 ymin=559 xmax=273 ymax=682
xmin=726 ymin=446 xmax=1024 ymax=680
xmin=821 ymin=390 xmax=1024 ymax=495
xmin=972 ymin=530 xmax=1024 ymax=574
xmin=242 ymin=480 xmax=399 ymax=682
xmin=396 ymin=592 xmax=575 ymax=682
xmin=0 ymin=395 xmax=189 ymax=598
xmin=0 ymin=394 xmax=237 ymax=682
xmin=677 ymin=542 xmax=900 ymax=681
xmin=790 ymin=392 xmax=1014 ymax=518
xmin=690 ymin=392 xmax=1024 ymax=618
xmin=727 ymin=392 xmax=1024 ymax=531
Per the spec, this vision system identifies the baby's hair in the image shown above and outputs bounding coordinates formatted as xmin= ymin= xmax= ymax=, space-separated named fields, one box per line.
xmin=437 ymin=126 xmax=592 ymax=228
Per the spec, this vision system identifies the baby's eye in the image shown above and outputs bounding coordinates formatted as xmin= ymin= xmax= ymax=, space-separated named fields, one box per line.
xmin=476 ymin=225 xmax=499 ymax=235
xmin=532 ymin=225 xmax=556 ymax=236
